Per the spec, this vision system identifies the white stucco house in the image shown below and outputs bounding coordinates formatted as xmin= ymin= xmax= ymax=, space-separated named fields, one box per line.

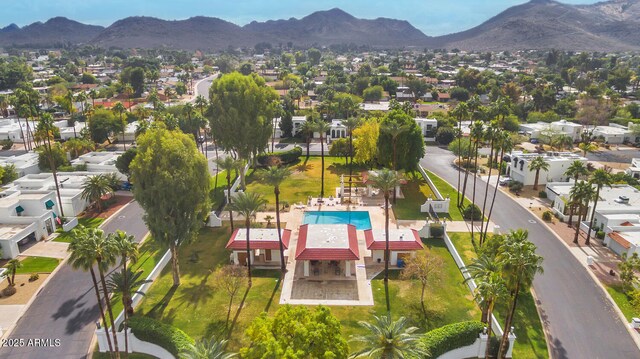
xmin=0 ymin=190 xmax=58 ymax=259
xmin=0 ymin=152 xmax=40 ymax=177
xmin=626 ymin=158 xmax=640 ymax=179
xmin=364 ymin=228 xmax=423 ymax=266
xmin=507 ymin=151 xmax=587 ymax=186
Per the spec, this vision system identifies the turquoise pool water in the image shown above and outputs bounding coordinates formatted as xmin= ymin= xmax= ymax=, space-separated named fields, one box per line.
xmin=303 ymin=211 xmax=372 ymax=230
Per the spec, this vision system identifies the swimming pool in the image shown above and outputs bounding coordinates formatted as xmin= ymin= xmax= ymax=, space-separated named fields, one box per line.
xmin=303 ymin=211 xmax=372 ymax=230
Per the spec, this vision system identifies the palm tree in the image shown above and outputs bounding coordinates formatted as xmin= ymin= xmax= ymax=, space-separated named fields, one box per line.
xmin=110 ymin=230 xmax=138 ymax=357
xmin=475 ymin=274 xmax=508 ymax=359
xmin=112 ymin=102 xmax=127 ymax=150
xmin=301 ymin=119 xmax=315 ymax=159
xmin=578 ymin=141 xmax=598 ymax=157
xmin=68 ymin=226 xmax=120 ymax=358
xmin=460 ymin=121 xmax=483 ymax=209
xmin=349 ymin=315 xmax=428 ymax=358
xmin=81 ymin=174 xmax=114 ymax=212
xmin=585 ymin=169 xmax=612 ymax=245
xmin=370 ymin=169 xmax=403 ymax=286
xmin=36 ymin=113 xmax=65 ymax=217
xmin=565 ymin=160 xmax=588 ymax=186
xmin=259 ymin=166 xmax=292 ymax=273
xmin=571 ymin=181 xmax=595 ymax=244
xmin=450 ymin=102 xmax=469 ymax=202
xmin=479 ymin=122 xmax=499 ymax=244
xmin=469 ymin=121 xmax=485 ymax=243
xmin=179 ymin=337 xmax=236 ymax=359
xmin=311 ymin=120 xmax=332 ymax=198
xmin=342 ymin=117 xmax=361 ymax=204
xmin=64 ymin=138 xmax=95 ymax=159
xmin=482 ymin=132 xmax=512 ymax=244
xmin=528 ymin=156 xmax=550 ymax=191
xmin=497 ymin=229 xmax=544 ymax=359
xmin=463 ymin=251 xmax=502 ymax=323
xmin=216 ymin=157 xmax=243 ymax=232
xmin=227 ymin=192 xmax=267 ymax=285
xmin=89 ymin=89 xmax=98 ymax=108
xmin=3 ymin=259 xmax=22 ymax=286
xmin=382 ymin=122 xmax=409 ymax=204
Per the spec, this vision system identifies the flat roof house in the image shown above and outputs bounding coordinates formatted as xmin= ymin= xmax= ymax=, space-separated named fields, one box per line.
xmin=507 ymin=151 xmax=587 ymax=186
xmin=0 ymin=152 xmax=40 ymax=178
xmin=0 ymin=190 xmax=58 ymax=259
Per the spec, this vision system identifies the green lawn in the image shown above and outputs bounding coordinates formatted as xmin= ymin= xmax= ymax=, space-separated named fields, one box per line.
xmin=605 ymin=284 xmax=638 ymax=321
xmin=244 ymin=156 xmax=366 ymax=210
xmin=13 ymin=256 xmax=60 ymax=274
xmin=393 ymin=172 xmax=438 ymax=220
xmin=211 ymin=170 xmax=235 ymax=208
xmin=426 ymin=170 xmax=474 ymax=221
xmin=108 ymin=238 xmax=167 ymax=327
xmin=54 ymin=217 xmax=106 ymax=243
xmin=449 ymin=232 xmax=548 ymax=359
xmin=135 ymin=225 xmax=480 ymax=352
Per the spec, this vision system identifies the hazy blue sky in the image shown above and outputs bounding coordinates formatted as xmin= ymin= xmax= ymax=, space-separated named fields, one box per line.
xmin=2 ymin=0 xmax=600 ymax=36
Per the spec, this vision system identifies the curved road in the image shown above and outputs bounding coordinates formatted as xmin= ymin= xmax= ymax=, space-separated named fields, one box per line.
xmin=422 ymin=146 xmax=639 ymax=359
xmin=0 ymin=201 xmax=148 ymax=359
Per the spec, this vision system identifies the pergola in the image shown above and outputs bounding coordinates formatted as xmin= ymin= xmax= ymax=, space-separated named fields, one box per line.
xmin=295 ymin=224 xmax=359 ymax=277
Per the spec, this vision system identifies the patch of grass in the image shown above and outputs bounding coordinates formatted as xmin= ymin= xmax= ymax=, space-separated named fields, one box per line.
xmin=393 ymin=172 xmax=437 ymax=220
xmin=14 ymin=256 xmax=60 ymax=274
xmin=53 ymin=217 xmax=106 ymax=243
xmin=426 ymin=170 xmax=474 ymax=221
xmin=244 ymin=156 xmax=366 ymax=209
xmin=605 ymin=284 xmax=638 ymax=321
xmin=211 ymin=170 xmax=235 ymax=208
xmin=448 ymin=232 xmax=548 ymax=359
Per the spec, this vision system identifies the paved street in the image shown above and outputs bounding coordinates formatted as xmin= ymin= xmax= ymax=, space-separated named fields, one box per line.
xmin=422 ymin=145 xmax=639 ymax=359
xmin=0 ymin=201 xmax=148 ymax=359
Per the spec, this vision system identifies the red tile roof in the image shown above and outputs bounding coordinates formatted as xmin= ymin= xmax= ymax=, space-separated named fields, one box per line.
xmin=295 ymin=224 xmax=359 ymax=261
xmin=364 ymin=229 xmax=423 ymax=251
xmin=609 ymin=232 xmax=631 ymax=250
xmin=225 ymin=228 xmax=291 ymax=250
xmin=621 ymin=221 xmax=634 ymax=227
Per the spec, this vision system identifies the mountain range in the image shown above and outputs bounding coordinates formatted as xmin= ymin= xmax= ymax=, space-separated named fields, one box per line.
xmin=1 ymin=1 xmax=640 ymax=51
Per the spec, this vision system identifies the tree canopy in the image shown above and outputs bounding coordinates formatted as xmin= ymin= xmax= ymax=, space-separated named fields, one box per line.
xmin=240 ymin=305 xmax=348 ymax=359
xmin=377 ymin=110 xmax=425 ymax=172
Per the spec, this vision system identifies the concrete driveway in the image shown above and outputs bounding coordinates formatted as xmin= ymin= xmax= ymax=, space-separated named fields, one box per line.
xmin=422 ymin=145 xmax=640 ymax=359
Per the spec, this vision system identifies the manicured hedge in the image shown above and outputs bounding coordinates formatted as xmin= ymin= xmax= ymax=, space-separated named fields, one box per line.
xmin=418 ymin=321 xmax=484 ymax=358
xmin=128 ymin=316 xmax=194 ymax=356
xmin=257 ymin=147 xmax=303 ymax=166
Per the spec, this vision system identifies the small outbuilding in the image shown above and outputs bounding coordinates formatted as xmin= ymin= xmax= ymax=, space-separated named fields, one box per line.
xmin=364 ymin=228 xmax=423 ymax=266
xmin=226 ymin=228 xmax=291 ymax=266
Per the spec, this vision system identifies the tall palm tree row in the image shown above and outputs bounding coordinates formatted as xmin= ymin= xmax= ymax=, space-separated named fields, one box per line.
xmin=585 ymin=169 xmax=612 ymax=245
xmin=469 ymin=121 xmax=485 ymax=243
xmin=110 ymin=230 xmax=139 ymax=358
xmin=482 ymin=131 xmax=512 ymax=244
xmin=258 ymin=166 xmax=292 ymax=273
xmin=563 ymin=160 xmax=589 ymax=227
xmin=459 ymin=96 xmax=482 ymax=208
xmin=478 ymin=122 xmax=499 ymax=244
xmin=36 ymin=113 xmax=65 ymax=217
xmin=450 ymin=102 xmax=469 ymax=205
xmin=570 ymin=181 xmax=595 ymax=243
xmin=112 ymin=102 xmax=127 ymax=150
xmin=68 ymin=226 xmax=120 ymax=358
xmin=342 ymin=117 xmax=361 ymax=204
xmin=227 ymin=192 xmax=267 ymax=285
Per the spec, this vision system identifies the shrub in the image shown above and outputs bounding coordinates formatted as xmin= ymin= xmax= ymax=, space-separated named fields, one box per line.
xmin=462 ymin=204 xmax=483 ymax=221
xmin=538 ymin=191 xmax=547 ymax=199
xmin=29 ymin=273 xmax=40 ymax=282
xmin=508 ymin=181 xmax=523 ymax=193
xmin=430 ymin=224 xmax=444 ymax=238
xmin=596 ymin=230 xmax=605 ymax=240
xmin=542 ymin=211 xmax=553 ymax=222
xmin=0 ymin=139 xmax=14 ymax=150
xmin=418 ymin=321 xmax=484 ymax=358
xmin=256 ymin=147 xmax=302 ymax=166
xmin=128 ymin=316 xmax=194 ymax=356
xmin=1 ymin=286 xmax=17 ymax=297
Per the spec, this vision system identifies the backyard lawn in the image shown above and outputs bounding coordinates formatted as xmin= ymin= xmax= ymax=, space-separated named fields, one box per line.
xmin=449 ymin=232 xmax=549 ymax=359
xmin=244 ymin=156 xmax=366 ymax=210
xmin=135 ymin=225 xmax=481 ymax=352
xmin=53 ymin=217 xmax=106 ymax=243
xmin=392 ymin=172 xmax=438 ymax=220
xmin=13 ymin=256 xmax=60 ymax=274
